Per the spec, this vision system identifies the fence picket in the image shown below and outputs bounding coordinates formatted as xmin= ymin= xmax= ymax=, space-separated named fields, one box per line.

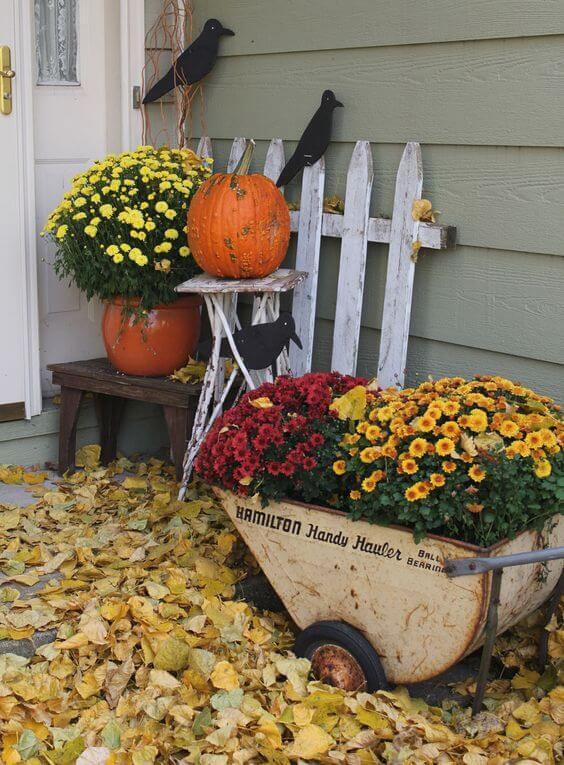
xmin=227 ymin=137 xmax=248 ymax=173
xmin=196 ymin=136 xmax=213 ymax=161
xmin=331 ymin=141 xmax=374 ymax=375
xmin=377 ymin=142 xmax=424 ymax=389
xmin=263 ymin=138 xmax=286 ymax=182
xmin=289 ymin=159 xmax=326 ymax=376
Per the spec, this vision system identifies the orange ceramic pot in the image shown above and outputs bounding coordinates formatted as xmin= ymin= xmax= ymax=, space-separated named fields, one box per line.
xmin=102 ymin=295 xmax=202 ymax=377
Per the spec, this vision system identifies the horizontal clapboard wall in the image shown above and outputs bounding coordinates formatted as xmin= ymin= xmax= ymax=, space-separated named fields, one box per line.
xmin=145 ymin=0 xmax=564 ymax=401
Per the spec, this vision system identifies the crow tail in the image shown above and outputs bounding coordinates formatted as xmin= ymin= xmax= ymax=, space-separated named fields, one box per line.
xmin=276 ymin=153 xmax=304 ymax=188
xmin=142 ymin=68 xmax=176 ymax=104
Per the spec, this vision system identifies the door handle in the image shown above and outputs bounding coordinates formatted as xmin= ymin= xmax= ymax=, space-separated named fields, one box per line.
xmin=0 ymin=46 xmax=15 ymax=115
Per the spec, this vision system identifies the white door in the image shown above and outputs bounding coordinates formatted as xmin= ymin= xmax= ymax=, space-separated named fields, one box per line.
xmin=0 ymin=0 xmax=40 ymax=419
xmin=34 ymin=0 xmax=125 ymax=395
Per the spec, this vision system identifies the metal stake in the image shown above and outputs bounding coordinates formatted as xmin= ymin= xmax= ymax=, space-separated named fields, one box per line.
xmin=538 ymin=570 xmax=564 ymax=669
xmin=472 ymin=568 xmax=503 ymax=715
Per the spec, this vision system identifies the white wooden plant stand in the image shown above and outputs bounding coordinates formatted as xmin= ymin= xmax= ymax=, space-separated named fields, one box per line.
xmin=176 ymin=269 xmax=307 ymax=498
xmin=177 ymin=135 xmax=457 ymax=496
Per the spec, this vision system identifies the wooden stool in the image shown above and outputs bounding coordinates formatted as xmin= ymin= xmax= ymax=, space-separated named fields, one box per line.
xmin=175 ymin=268 xmax=308 ymax=497
xmin=47 ymin=358 xmax=200 ymax=479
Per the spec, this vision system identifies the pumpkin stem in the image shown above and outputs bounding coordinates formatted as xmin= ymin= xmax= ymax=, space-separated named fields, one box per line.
xmin=234 ymin=139 xmax=255 ymax=175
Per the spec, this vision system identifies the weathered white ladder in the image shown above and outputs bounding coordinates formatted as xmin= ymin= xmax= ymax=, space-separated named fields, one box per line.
xmin=194 ymin=135 xmax=456 ymax=388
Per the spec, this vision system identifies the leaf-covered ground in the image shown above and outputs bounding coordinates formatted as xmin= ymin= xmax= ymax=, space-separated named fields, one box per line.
xmin=0 ymin=451 xmax=562 ymax=764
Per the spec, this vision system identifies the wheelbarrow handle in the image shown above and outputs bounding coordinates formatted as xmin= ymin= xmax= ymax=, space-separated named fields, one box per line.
xmin=444 ymin=545 xmax=564 ymax=577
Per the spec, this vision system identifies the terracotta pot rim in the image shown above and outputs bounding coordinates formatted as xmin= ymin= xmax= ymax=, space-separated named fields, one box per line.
xmin=108 ymin=294 xmax=202 ymax=309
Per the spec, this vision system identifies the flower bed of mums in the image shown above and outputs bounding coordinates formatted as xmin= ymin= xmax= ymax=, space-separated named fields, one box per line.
xmin=197 ymin=374 xmax=564 ymax=547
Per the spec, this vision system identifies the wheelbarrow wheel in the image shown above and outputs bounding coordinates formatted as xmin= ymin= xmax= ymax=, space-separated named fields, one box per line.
xmin=294 ymin=620 xmax=388 ymax=693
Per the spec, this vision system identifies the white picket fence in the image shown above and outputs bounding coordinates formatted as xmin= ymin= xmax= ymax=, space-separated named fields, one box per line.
xmin=195 ymin=136 xmax=456 ymax=389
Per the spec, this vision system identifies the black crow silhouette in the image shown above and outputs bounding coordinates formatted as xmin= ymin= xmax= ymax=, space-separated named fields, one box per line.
xmin=143 ymin=18 xmax=234 ymax=104
xmin=199 ymin=312 xmax=302 ymax=379
xmin=276 ymin=90 xmax=343 ymax=187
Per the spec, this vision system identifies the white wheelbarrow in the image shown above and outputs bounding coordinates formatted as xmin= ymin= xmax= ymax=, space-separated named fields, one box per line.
xmin=217 ymin=489 xmax=564 ymax=713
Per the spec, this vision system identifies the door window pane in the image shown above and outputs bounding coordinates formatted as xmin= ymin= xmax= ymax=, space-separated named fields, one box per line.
xmin=35 ymin=0 xmax=79 ymax=85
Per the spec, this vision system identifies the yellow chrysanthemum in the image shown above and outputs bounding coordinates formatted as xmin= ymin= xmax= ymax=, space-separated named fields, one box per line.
xmin=436 ymin=437 xmax=455 ymax=457
xmin=442 ymin=460 xmax=457 ymax=474
xmin=360 ymin=447 xmax=378 ymax=464
xmin=539 ymin=429 xmax=557 ymax=448
xmin=365 ymin=425 xmax=382 ymax=442
xmin=179 ymin=246 xmax=190 ymax=257
xmin=442 ymin=400 xmax=460 ymax=416
xmin=349 ymin=490 xmax=361 ymax=500
xmin=409 ymin=438 xmax=429 ymax=458
xmin=361 ymin=477 xmax=376 ymax=493
xmin=165 ymin=209 xmax=177 ymax=220
xmin=430 ymin=473 xmax=446 ymax=487
xmin=84 ymin=225 xmax=97 ymax=237
xmin=468 ymin=409 xmax=488 ymax=433
xmin=468 ymin=465 xmax=486 ymax=482
xmin=106 ymin=245 xmax=119 ymax=256
xmin=56 ymin=225 xmax=68 ymax=240
xmin=99 ymin=204 xmax=114 ymax=218
xmin=332 ymin=460 xmax=346 ymax=476
xmin=440 ymin=421 xmax=460 ymax=439
xmin=418 ymin=415 xmax=436 ymax=433
xmin=155 ymin=201 xmax=169 ymax=213
xmin=534 ymin=459 xmax=551 ymax=478
xmin=405 ymin=486 xmax=419 ymax=502
xmin=400 ymin=458 xmax=418 ymax=475
xmin=525 ymin=431 xmax=544 ymax=449
xmin=113 ymin=253 xmax=124 ymax=264
xmin=498 ymin=420 xmax=520 ymax=438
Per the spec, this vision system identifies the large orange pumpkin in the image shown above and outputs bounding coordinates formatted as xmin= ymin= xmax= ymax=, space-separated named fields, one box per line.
xmin=187 ymin=151 xmax=291 ymax=279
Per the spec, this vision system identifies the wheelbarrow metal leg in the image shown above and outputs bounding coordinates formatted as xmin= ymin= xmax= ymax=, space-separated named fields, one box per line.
xmin=472 ymin=568 xmax=503 ymax=716
xmin=538 ymin=569 xmax=564 ymax=670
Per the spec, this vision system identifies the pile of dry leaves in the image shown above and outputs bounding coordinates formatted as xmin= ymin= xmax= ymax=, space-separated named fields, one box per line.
xmin=0 ymin=451 xmax=561 ymax=764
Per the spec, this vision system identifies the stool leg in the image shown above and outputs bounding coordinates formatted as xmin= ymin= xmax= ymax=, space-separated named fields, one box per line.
xmin=95 ymin=394 xmax=126 ymax=465
xmin=59 ymin=386 xmax=84 ymax=474
xmin=164 ymin=405 xmax=194 ymax=480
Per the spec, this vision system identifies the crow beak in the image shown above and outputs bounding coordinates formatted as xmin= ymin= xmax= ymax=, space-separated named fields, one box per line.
xmin=221 ymin=27 xmax=235 ymax=36
xmin=335 ymin=100 xmax=344 ymax=107
xmin=290 ymin=331 xmax=303 ymax=350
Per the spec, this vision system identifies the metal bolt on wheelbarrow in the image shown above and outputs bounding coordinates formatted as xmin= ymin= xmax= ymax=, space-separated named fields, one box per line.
xmin=445 ymin=546 xmax=564 ymax=715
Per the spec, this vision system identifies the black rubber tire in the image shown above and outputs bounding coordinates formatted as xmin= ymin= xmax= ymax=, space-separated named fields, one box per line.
xmin=233 ymin=573 xmax=285 ymax=612
xmin=294 ymin=620 xmax=388 ymax=693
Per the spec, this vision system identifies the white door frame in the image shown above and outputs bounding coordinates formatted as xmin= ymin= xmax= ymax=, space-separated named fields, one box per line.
xmin=13 ymin=0 xmax=41 ymax=417
xmin=15 ymin=0 xmax=145 ymax=418
xmin=120 ymin=0 xmax=145 ymax=150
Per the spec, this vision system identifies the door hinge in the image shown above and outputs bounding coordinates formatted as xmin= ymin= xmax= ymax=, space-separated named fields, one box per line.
xmin=132 ymin=85 xmax=141 ymax=109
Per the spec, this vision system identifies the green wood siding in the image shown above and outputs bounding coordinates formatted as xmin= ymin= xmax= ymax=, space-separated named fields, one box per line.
xmin=145 ymin=0 xmax=564 ymax=401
